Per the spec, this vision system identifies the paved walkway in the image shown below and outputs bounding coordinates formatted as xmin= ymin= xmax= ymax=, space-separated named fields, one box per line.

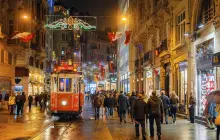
xmin=32 ymin=100 xmax=217 ymax=140
xmin=0 ymin=105 xmax=54 ymax=140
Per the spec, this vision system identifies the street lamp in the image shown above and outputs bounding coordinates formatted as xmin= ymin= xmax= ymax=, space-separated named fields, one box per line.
xmin=121 ymin=17 xmax=127 ymax=21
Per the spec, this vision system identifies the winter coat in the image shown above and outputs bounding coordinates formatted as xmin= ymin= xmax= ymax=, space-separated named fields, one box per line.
xmin=21 ymin=94 xmax=26 ymax=104
xmin=4 ymin=93 xmax=10 ymax=101
xmin=28 ymin=96 xmax=33 ymax=103
xmin=132 ymin=99 xmax=147 ymax=120
xmin=147 ymin=95 xmax=164 ymax=116
xmin=189 ymin=96 xmax=196 ymax=108
xmin=160 ymin=94 xmax=170 ymax=110
xmin=15 ymin=95 xmax=23 ymax=104
xmin=170 ymin=96 xmax=179 ymax=109
xmin=9 ymin=96 xmax=16 ymax=105
xmin=215 ymin=104 xmax=220 ymax=125
xmin=93 ymin=96 xmax=102 ymax=108
xmin=104 ymin=97 xmax=114 ymax=108
xmin=118 ymin=94 xmax=129 ymax=111
xmin=129 ymin=95 xmax=137 ymax=107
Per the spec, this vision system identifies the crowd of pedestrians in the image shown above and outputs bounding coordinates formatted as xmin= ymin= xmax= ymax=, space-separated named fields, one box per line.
xmin=91 ymin=90 xmax=199 ymax=140
xmin=0 ymin=91 xmax=49 ymax=116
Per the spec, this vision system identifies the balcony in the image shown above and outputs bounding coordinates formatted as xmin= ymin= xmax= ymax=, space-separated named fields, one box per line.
xmin=140 ymin=58 xmax=144 ymax=66
xmin=156 ymin=39 xmax=168 ymax=56
xmin=144 ymin=51 xmax=152 ymax=62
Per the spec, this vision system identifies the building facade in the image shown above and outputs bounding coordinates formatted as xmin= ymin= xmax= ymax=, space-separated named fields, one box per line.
xmin=124 ymin=0 xmax=220 ymax=120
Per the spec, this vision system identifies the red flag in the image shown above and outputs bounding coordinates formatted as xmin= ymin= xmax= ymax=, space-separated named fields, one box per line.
xmin=108 ymin=32 xmax=116 ymax=43
xmin=20 ymin=33 xmax=35 ymax=42
xmin=124 ymin=31 xmax=132 ymax=45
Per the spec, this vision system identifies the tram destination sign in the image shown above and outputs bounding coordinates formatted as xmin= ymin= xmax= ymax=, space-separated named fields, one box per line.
xmin=212 ymin=52 xmax=220 ymax=66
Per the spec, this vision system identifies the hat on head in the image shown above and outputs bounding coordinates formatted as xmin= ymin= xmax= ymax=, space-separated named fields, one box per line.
xmin=152 ymin=91 xmax=156 ymax=96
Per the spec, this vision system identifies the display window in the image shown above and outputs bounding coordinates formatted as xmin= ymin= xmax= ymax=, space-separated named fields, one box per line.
xmin=66 ymin=78 xmax=72 ymax=92
xmin=198 ymin=69 xmax=215 ymax=116
xmin=59 ymin=78 xmax=64 ymax=92
xmin=179 ymin=68 xmax=187 ymax=105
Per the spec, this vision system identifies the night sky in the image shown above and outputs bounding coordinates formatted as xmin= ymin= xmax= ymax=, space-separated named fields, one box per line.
xmin=59 ymin=0 xmax=118 ymax=31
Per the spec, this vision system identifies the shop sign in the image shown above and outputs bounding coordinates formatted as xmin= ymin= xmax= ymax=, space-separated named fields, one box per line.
xmin=98 ymin=84 xmax=104 ymax=87
xmin=212 ymin=52 xmax=220 ymax=66
xmin=146 ymin=71 xmax=152 ymax=78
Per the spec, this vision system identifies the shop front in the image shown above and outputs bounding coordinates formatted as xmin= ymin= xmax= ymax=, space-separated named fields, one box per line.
xmin=154 ymin=68 xmax=160 ymax=95
xmin=145 ymin=69 xmax=153 ymax=97
xmin=196 ymin=39 xmax=215 ymax=116
xmin=178 ymin=61 xmax=188 ymax=114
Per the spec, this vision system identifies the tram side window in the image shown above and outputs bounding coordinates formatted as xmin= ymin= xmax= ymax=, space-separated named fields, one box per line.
xmin=59 ymin=78 xmax=64 ymax=92
xmin=66 ymin=78 xmax=72 ymax=92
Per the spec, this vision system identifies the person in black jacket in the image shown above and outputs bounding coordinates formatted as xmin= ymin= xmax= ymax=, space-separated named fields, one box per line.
xmin=118 ymin=92 xmax=129 ymax=123
xmin=15 ymin=92 xmax=22 ymax=115
xmin=130 ymin=92 xmax=137 ymax=122
xmin=147 ymin=91 xmax=164 ymax=140
xmin=132 ymin=94 xmax=147 ymax=140
xmin=4 ymin=92 xmax=10 ymax=110
xmin=28 ymin=94 xmax=33 ymax=110
xmin=160 ymin=90 xmax=170 ymax=124
xmin=21 ymin=92 xmax=26 ymax=114
xmin=104 ymin=94 xmax=112 ymax=119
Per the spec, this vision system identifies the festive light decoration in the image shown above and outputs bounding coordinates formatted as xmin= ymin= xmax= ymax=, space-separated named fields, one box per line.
xmin=45 ymin=16 xmax=96 ymax=31
xmin=54 ymin=6 xmax=68 ymax=16
xmin=124 ymin=31 xmax=132 ymax=45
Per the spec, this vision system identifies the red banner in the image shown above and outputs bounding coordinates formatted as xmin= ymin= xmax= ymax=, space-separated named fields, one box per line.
xmin=108 ymin=32 xmax=116 ymax=43
xmin=124 ymin=31 xmax=132 ymax=45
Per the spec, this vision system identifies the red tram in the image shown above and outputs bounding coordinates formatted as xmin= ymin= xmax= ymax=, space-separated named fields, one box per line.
xmin=50 ymin=67 xmax=84 ymax=116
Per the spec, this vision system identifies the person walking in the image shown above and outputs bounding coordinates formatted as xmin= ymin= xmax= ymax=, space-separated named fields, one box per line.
xmin=118 ymin=92 xmax=129 ymax=124
xmin=21 ymin=92 xmax=26 ymax=114
xmin=147 ymin=91 xmax=164 ymax=140
xmin=8 ymin=93 xmax=16 ymax=115
xmin=130 ymin=92 xmax=137 ymax=122
xmin=15 ymin=92 xmax=22 ymax=115
xmin=109 ymin=94 xmax=115 ymax=117
xmin=132 ymin=94 xmax=147 ymax=140
xmin=104 ymin=94 xmax=111 ymax=119
xmin=35 ymin=94 xmax=39 ymax=106
xmin=188 ymin=92 xmax=196 ymax=124
xmin=4 ymin=92 xmax=10 ymax=110
xmin=93 ymin=94 xmax=102 ymax=120
xmin=28 ymin=94 xmax=33 ymax=110
xmin=170 ymin=91 xmax=179 ymax=123
xmin=160 ymin=90 xmax=170 ymax=124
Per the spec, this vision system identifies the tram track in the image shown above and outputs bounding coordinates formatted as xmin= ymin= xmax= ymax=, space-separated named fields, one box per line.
xmin=29 ymin=115 xmax=78 ymax=140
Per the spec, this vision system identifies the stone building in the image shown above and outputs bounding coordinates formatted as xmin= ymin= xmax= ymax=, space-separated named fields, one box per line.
xmin=119 ymin=0 xmax=220 ymax=121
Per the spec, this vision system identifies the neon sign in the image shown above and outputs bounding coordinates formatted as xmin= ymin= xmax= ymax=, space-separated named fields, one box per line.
xmin=45 ymin=16 xmax=97 ymax=31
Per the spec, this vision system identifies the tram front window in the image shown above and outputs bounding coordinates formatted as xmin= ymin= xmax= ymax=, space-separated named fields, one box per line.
xmin=66 ymin=78 xmax=72 ymax=92
xmin=59 ymin=78 xmax=64 ymax=92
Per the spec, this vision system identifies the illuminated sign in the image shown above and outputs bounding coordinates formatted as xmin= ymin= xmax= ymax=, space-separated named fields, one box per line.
xmin=212 ymin=52 xmax=220 ymax=66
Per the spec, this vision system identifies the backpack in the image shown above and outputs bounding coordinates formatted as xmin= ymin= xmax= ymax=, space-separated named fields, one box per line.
xmin=94 ymin=96 xmax=102 ymax=107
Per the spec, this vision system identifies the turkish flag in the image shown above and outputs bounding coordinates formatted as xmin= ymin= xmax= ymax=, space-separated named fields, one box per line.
xmin=20 ymin=33 xmax=35 ymax=42
xmin=108 ymin=32 xmax=116 ymax=43
xmin=124 ymin=31 xmax=132 ymax=45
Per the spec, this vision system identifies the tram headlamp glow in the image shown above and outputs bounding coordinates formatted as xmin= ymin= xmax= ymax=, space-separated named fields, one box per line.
xmin=61 ymin=101 xmax=67 ymax=106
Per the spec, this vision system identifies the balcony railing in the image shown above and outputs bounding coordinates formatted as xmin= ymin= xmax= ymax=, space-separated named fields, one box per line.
xmin=144 ymin=51 xmax=152 ymax=62
xmin=156 ymin=39 xmax=168 ymax=56
xmin=203 ymin=6 xmax=215 ymax=24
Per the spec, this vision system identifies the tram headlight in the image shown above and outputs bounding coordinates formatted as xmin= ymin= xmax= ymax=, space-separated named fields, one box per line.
xmin=61 ymin=101 xmax=67 ymax=106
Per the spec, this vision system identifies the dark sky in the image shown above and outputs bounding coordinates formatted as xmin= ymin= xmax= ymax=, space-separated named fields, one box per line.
xmin=59 ymin=0 xmax=118 ymax=31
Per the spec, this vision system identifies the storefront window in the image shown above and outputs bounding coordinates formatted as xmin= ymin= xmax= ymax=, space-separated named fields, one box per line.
xmin=198 ymin=69 xmax=215 ymax=116
xmin=66 ymin=78 xmax=72 ymax=92
xmin=59 ymin=78 xmax=64 ymax=92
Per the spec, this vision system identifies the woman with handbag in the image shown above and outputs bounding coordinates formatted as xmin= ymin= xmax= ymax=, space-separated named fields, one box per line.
xmin=189 ymin=92 xmax=196 ymax=124
xmin=170 ymin=91 xmax=179 ymax=123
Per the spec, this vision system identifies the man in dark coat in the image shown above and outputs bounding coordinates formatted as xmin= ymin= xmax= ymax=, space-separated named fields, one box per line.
xmin=93 ymin=94 xmax=102 ymax=120
xmin=118 ymin=92 xmax=129 ymax=123
xmin=147 ymin=91 xmax=164 ymax=140
xmin=28 ymin=94 xmax=33 ymax=110
xmin=160 ymin=90 xmax=170 ymax=124
xmin=104 ymin=94 xmax=112 ymax=119
xmin=21 ymin=92 xmax=26 ymax=114
xmin=15 ymin=92 xmax=22 ymax=115
xmin=132 ymin=94 xmax=147 ymax=140
xmin=130 ymin=92 xmax=137 ymax=122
